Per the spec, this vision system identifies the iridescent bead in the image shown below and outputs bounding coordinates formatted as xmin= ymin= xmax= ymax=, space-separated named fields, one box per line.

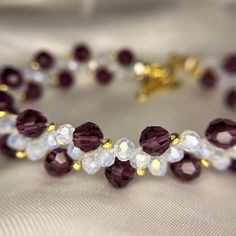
xmin=67 ymin=142 xmax=84 ymax=161
xmin=26 ymin=139 xmax=48 ymax=161
xmin=148 ymin=155 xmax=168 ymax=176
xmin=82 ymin=151 xmax=100 ymax=175
xmin=42 ymin=131 xmax=59 ymax=150
xmin=7 ymin=132 xmax=28 ymax=150
xmin=94 ymin=148 xmax=115 ymax=167
xmin=195 ymin=139 xmax=215 ymax=160
xmin=0 ymin=114 xmax=16 ymax=135
xmin=212 ymin=155 xmax=231 ymax=171
xmin=56 ymin=124 xmax=74 ymax=146
xmin=165 ymin=145 xmax=184 ymax=163
xmin=114 ymin=138 xmax=135 ymax=161
xmin=180 ymin=130 xmax=201 ymax=152
xmin=129 ymin=147 xmax=151 ymax=169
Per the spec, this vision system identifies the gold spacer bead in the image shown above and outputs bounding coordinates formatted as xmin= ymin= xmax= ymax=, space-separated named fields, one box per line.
xmin=102 ymin=138 xmax=113 ymax=149
xmin=16 ymin=151 xmax=26 ymax=159
xmin=170 ymin=133 xmax=180 ymax=145
xmin=47 ymin=123 xmax=57 ymax=132
xmin=31 ymin=61 xmax=40 ymax=70
xmin=136 ymin=169 xmax=146 ymax=176
xmin=0 ymin=110 xmax=7 ymax=118
xmin=201 ymin=159 xmax=210 ymax=168
xmin=73 ymin=161 xmax=81 ymax=172
xmin=65 ymin=51 xmax=74 ymax=60
xmin=0 ymin=84 xmax=9 ymax=92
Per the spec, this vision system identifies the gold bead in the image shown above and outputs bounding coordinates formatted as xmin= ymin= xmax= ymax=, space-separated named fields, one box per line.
xmin=0 ymin=84 xmax=9 ymax=92
xmin=171 ymin=133 xmax=180 ymax=145
xmin=102 ymin=138 xmax=113 ymax=149
xmin=51 ymin=76 xmax=59 ymax=86
xmin=47 ymin=123 xmax=57 ymax=132
xmin=16 ymin=151 xmax=26 ymax=159
xmin=31 ymin=61 xmax=40 ymax=70
xmin=73 ymin=161 xmax=81 ymax=172
xmin=65 ymin=51 xmax=74 ymax=60
xmin=201 ymin=159 xmax=210 ymax=168
xmin=0 ymin=110 xmax=7 ymax=118
xmin=136 ymin=169 xmax=146 ymax=176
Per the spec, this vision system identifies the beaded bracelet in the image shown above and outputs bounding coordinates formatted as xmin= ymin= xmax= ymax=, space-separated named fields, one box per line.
xmin=1 ymin=43 xmax=236 ymax=188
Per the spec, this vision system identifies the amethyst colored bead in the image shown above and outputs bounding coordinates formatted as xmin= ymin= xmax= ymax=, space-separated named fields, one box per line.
xmin=225 ymin=89 xmax=236 ymax=109
xmin=200 ymin=69 xmax=218 ymax=89
xmin=170 ymin=153 xmax=201 ymax=181
xmin=44 ymin=148 xmax=73 ymax=177
xmin=34 ymin=51 xmax=54 ymax=70
xmin=0 ymin=135 xmax=16 ymax=158
xmin=57 ymin=69 xmax=74 ymax=88
xmin=73 ymin=122 xmax=104 ymax=152
xmin=24 ymin=82 xmax=42 ymax=101
xmin=105 ymin=158 xmax=135 ymax=188
xmin=74 ymin=44 xmax=90 ymax=62
xmin=139 ymin=126 xmax=171 ymax=156
xmin=223 ymin=54 xmax=236 ymax=73
xmin=117 ymin=49 xmax=135 ymax=66
xmin=0 ymin=67 xmax=23 ymax=88
xmin=95 ymin=66 xmax=114 ymax=85
xmin=205 ymin=118 xmax=236 ymax=149
xmin=16 ymin=109 xmax=47 ymax=138
xmin=0 ymin=91 xmax=14 ymax=112
xmin=230 ymin=159 xmax=236 ymax=172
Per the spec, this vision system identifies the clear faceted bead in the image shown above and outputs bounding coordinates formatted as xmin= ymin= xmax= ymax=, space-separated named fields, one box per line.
xmin=180 ymin=130 xmax=201 ymax=152
xmin=148 ymin=155 xmax=167 ymax=176
xmin=42 ymin=131 xmax=59 ymax=150
xmin=26 ymin=139 xmax=48 ymax=161
xmin=7 ymin=132 xmax=28 ymax=150
xmin=0 ymin=114 xmax=16 ymax=134
xmin=94 ymin=148 xmax=115 ymax=167
xmin=212 ymin=154 xmax=231 ymax=171
xmin=67 ymin=142 xmax=84 ymax=161
xmin=56 ymin=124 xmax=74 ymax=146
xmin=114 ymin=138 xmax=135 ymax=161
xmin=82 ymin=151 xmax=100 ymax=175
xmin=195 ymin=139 xmax=215 ymax=160
xmin=166 ymin=145 xmax=184 ymax=163
xmin=130 ymin=147 xmax=151 ymax=169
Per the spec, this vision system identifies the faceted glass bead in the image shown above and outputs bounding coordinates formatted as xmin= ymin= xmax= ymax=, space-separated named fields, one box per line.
xmin=74 ymin=44 xmax=91 ymax=62
xmin=16 ymin=109 xmax=47 ymax=138
xmin=225 ymin=89 xmax=236 ymax=109
xmin=24 ymin=82 xmax=42 ymax=101
xmin=42 ymin=131 xmax=59 ymax=150
xmin=34 ymin=51 xmax=54 ymax=70
xmin=26 ymin=139 xmax=48 ymax=161
xmin=165 ymin=145 xmax=184 ymax=163
xmin=139 ymin=126 xmax=171 ymax=156
xmin=195 ymin=139 xmax=215 ymax=160
xmin=105 ymin=158 xmax=135 ymax=188
xmin=73 ymin=122 xmax=103 ymax=152
xmin=114 ymin=138 xmax=135 ymax=161
xmin=67 ymin=142 xmax=84 ymax=161
xmin=57 ymin=69 xmax=74 ymax=88
xmin=7 ymin=132 xmax=28 ymax=150
xmin=45 ymin=148 xmax=73 ymax=176
xmin=0 ymin=114 xmax=16 ymax=135
xmin=82 ymin=151 xmax=100 ymax=175
xmin=170 ymin=153 xmax=201 ymax=181
xmin=56 ymin=124 xmax=74 ymax=146
xmin=148 ymin=155 xmax=167 ymax=176
xmin=212 ymin=155 xmax=231 ymax=171
xmin=0 ymin=135 xmax=16 ymax=158
xmin=130 ymin=147 xmax=151 ymax=169
xmin=95 ymin=66 xmax=114 ymax=85
xmin=180 ymin=130 xmax=201 ymax=152
xmin=223 ymin=54 xmax=236 ymax=73
xmin=117 ymin=49 xmax=135 ymax=66
xmin=0 ymin=67 xmax=23 ymax=88
xmin=0 ymin=91 xmax=15 ymax=112
xmin=94 ymin=148 xmax=116 ymax=167
xmin=205 ymin=118 xmax=236 ymax=149
xmin=199 ymin=69 xmax=217 ymax=89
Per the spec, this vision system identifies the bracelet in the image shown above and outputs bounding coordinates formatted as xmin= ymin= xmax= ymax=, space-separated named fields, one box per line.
xmin=1 ymin=43 xmax=236 ymax=188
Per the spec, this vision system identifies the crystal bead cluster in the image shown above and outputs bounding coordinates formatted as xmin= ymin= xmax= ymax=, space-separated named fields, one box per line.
xmin=1 ymin=108 xmax=236 ymax=188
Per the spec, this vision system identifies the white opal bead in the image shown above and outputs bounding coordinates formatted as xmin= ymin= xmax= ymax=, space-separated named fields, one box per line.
xmin=67 ymin=143 xmax=84 ymax=161
xmin=166 ymin=145 xmax=184 ymax=163
xmin=114 ymin=138 xmax=135 ymax=161
xmin=42 ymin=131 xmax=59 ymax=150
xmin=0 ymin=114 xmax=16 ymax=135
xmin=130 ymin=147 xmax=151 ymax=169
xmin=94 ymin=148 xmax=115 ymax=167
xmin=148 ymin=155 xmax=167 ymax=176
xmin=7 ymin=132 xmax=28 ymax=150
xmin=26 ymin=140 xmax=48 ymax=161
xmin=212 ymin=156 xmax=231 ymax=171
xmin=82 ymin=151 xmax=100 ymax=175
xmin=195 ymin=139 xmax=215 ymax=160
xmin=56 ymin=124 xmax=74 ymax=146
xmin=180 ymin=130 xmax=201 ymax=152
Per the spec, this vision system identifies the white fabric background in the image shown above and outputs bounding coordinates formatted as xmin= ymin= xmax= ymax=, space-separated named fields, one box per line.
xmin=1 ymin=1 xmax=236 ymax=235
